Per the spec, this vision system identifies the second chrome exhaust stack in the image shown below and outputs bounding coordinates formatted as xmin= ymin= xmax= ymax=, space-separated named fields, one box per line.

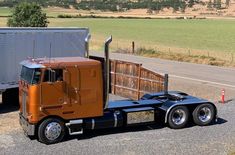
xmin=85 ymin=34 xmax=91 ymax=58
xmin=104 ymin=36 xmax=112 ymax=109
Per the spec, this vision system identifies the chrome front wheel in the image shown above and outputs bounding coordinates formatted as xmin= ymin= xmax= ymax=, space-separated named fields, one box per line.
xmin=38 ymin=118 xmax=65 ymax=144
xmin=44 ymin=122 xmax=62 ymax=141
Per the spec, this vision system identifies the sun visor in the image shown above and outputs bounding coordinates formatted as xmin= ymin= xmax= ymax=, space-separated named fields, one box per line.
xmin=20 ymin=60 xmax=46 ymax=69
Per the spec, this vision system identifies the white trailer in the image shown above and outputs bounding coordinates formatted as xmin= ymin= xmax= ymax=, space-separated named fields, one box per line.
xmin=0 ymin=28 xmax=90 ymax=104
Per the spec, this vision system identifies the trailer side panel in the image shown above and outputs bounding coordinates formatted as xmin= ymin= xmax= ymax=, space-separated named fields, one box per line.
xmin=0 ymin=28 xmax=89 ymax=91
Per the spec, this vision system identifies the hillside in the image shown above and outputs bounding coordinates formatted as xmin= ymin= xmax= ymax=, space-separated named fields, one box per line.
xmin=1 ymin=0 xmax=235 ymax=18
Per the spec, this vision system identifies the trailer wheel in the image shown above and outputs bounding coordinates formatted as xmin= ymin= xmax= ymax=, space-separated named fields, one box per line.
xmin=168 ymin=106 xmax=189 ymax=129
xmin=38 ymin=118 xmax=65 ymax=145
xmin=193 ymin=104 xmax=215 ymax=126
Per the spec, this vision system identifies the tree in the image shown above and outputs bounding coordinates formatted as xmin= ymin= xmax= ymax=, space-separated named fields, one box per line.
xmin=213 ymin=0 xmax=221 ymax=9
xmin=216 ymin=0 xmax=221 ymax=9
xmin=225 ymin=0 xmax=230 ymax=8
xmin=7 ymin=2 xmax=49 ymax=27
xmin=188 ymin=0 xmax=194 ymax=7
xmin=207 ymin=0 xmax=213 ymax=9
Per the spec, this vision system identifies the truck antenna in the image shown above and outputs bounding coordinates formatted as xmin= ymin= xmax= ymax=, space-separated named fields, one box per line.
xmin=33 ymin=40 xmax=35 ymax=58
xmin=49 ymin=43 xmax=52 ymax=65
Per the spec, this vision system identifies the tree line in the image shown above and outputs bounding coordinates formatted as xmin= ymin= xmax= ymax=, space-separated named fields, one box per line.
xmin=0 ymin=0 xmax=229 ymax=11
xmin=76 ymin=0 xmax=187 ymax=12
xmin=0 ymin=0 xmax=76 ymax=8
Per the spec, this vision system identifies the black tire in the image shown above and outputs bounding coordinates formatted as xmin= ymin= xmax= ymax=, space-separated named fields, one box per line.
xmin=38 ymin=118 xmax=65 ymax=145
xmin=193 ymin=103 xmax=215 ymax=126
xmin=168 ymin=106 xmax=189 ymax=129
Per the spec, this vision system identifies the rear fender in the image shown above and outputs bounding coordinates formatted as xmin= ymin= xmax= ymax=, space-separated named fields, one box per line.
xmin=160 ymin=102 xmax=217 ymax=123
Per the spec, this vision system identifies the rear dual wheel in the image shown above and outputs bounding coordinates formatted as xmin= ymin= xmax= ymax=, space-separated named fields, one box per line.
xmin=168 ymin=106 xmax=189 ymax=129
xmin=167 ymin=104 xmax=216 ymax=129
xmin=193 ymin=103 xmax=215 ymax=126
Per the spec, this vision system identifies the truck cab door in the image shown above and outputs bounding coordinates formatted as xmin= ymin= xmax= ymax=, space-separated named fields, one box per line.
xmin=64 ymin=66 xmax=80 ymax=105
xmin=40 ymin=69 xmax=66 ymax=109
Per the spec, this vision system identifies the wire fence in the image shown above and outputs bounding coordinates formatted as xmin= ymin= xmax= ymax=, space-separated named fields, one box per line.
xmin=106 ymin=40 xmax=235 ymax=66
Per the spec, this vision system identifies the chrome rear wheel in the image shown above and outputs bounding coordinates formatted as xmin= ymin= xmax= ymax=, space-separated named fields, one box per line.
xmin=168 ymin=106 xmax=189 ymax=129
xmin=198 ymin=107 xmax=212 ymax=123
xmin=193 ymin=103 xmax=215 ymax=126
xmin=172 ymin=109 xmax=187 ymax=125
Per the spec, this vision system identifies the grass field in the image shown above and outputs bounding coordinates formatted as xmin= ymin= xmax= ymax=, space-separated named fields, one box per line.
xmin=0 ymin=7 xmax=235 ymax=63
xmin=0 ymin=7 xmax=11 ymax=16
xmin=48 ymin=18 xmax=235 ymax=59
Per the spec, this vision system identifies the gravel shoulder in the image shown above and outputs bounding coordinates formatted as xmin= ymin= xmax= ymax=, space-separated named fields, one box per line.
xmin=0 ymin=99 xmax=235 ymax=155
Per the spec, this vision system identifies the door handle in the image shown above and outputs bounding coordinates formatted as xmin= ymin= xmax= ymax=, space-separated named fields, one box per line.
xmin=74 ymin=88 xmax=79 ymax=94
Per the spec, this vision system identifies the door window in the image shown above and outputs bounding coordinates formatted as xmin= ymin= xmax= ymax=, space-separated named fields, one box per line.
xmin=43 ymin=69 xmax=63 ymax=82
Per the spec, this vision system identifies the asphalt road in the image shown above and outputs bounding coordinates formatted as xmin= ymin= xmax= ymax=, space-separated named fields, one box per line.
xmin=91 ymin=52 xmax=235 ymax=101
xmin=0 ymin=100 xmax=235 ymax=155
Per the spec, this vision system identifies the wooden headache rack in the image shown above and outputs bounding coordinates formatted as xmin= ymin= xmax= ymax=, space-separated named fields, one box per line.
xmin=110 ymin=59 xmax=168 ymax=100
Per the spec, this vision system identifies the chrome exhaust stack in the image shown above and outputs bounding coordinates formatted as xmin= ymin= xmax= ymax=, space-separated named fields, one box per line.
xmin=164 ymin=74 xmax=169 ymax=95
xmin=104 ymin=36 xmax=112 ymax=109
xmin=85 ymin=34 xmax=91 ymax=58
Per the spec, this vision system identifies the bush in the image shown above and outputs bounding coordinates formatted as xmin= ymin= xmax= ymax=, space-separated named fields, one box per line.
xmin=7 ymin=2 xmax=49 ymax=27
xmin=57 ymin=14 xmax=73 ymax=18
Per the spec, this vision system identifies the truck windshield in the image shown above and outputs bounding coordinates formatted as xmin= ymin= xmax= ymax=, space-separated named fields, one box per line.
xmin=20 ymin=66 xmax=41 ymax=85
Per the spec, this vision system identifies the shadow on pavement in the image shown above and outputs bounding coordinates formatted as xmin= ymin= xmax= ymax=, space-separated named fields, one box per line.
xmin=184 ymin=117 xmax=227 ymax=129
xmin=214 ymin=117 xmax=227 ymax=125
xmin=27 ymin=117 xmax=228 ymax=144
xmin=64 ymin=124 xmax=165 ymax=142
xmin=0 ymin=102 xmax=19 ymax=114
xmin=61 ymin=117 xmax=228 ymax=143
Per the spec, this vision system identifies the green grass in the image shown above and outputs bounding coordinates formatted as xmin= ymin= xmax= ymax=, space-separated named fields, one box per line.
xmin=0 ymin=7 xmax=11 ymax=16
xmin=48 ymin=18 xmax=235 ymax=58
xmin=0 ymin=6 xmax=235 ymax=60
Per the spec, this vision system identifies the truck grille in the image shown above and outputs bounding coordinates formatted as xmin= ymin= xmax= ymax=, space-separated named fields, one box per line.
xmin=22 ymin=91 xmax=27 ymax=118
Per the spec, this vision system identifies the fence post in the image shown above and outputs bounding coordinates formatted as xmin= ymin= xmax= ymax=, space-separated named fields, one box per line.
xmin=132 ymin=41 xmax=135 ymax=54
xmin=117 ymin=41 xmax=119 ymax=50
xmin=231 ymin=53 xmax=234 ymax=63
xmin=164 ymin=74 xmax=169 ymax=95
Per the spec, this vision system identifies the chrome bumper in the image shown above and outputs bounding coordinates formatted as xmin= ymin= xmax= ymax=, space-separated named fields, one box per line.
xmin=19 ymin=113 xmax=35 ymax=136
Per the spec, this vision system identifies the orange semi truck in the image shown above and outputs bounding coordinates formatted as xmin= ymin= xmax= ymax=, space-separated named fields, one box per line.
xmin=19 ymin=37 xmax=217 ymax=144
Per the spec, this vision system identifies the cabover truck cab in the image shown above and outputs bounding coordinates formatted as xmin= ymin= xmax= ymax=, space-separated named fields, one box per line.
xmin=19 ymin=37 xmax=217 ymax=144
xmin=0 ymin=28 xmax=90 ymax=106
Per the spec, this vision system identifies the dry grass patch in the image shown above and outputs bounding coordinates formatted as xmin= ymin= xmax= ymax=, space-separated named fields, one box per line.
xmin=116 ymin=47 xmax=235 ymax=67
xmin=0 ymin=17 xmax=7 ymax=27
xmin=230 ymin=151 xmax=235 ymax=155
